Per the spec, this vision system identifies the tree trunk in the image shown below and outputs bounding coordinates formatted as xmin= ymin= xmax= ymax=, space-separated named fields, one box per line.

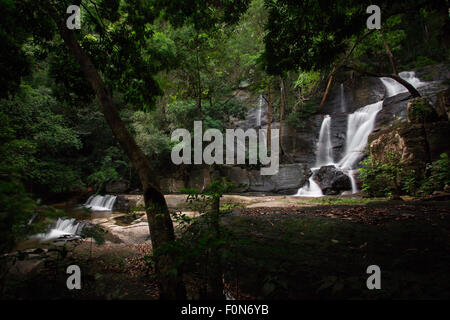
xmin=46 ymin=4 xmax=185 ymax=299
xmin=318 ymin=67 xmax=336 ymax=111
xmin=279 ymin=77 xmax=286 ymax=156
xmin=267 ymin=85 xmax=272 ymax=150
xmin=205 ymin=196 xmax=225 ymax=300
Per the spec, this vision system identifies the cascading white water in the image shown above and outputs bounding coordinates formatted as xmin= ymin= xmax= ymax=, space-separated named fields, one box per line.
xmin=84 ymin=194 xmax=117 ymax=211
xmin=315 ymin=115 xmax=334 ymax=167
xmin=294 ymin=102 xmax=382 ymax=196
xmin=256 ymin=94 xmax=263 ymax=127
xmin=294 ymin=71 xmax=425 ymax=197
xmin=295 ymin=168 xmax=323 ymax=197
xmin=296 ymin=114 xmax=333 ymax=197
xmin=380 ymin=71 xmax=425 ymax=97
xmin=34 ymin=218 xmax=83 ymax=242
xmin=338 ymin=101 xmax=383 ymax=170
xmin=340 ymin=83 xmax=347 ymax=113
xmin=347 ymin=169 xmax=358 ymax=194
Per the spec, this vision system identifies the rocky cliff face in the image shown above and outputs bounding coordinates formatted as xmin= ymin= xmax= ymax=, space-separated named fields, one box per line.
xmin=369 ymin=95 xmax=450 ymax=179
xmin=159 ymin=64 xmax=449 ymax=195
xmin=160 ymin=163 xmax=308 ymax=195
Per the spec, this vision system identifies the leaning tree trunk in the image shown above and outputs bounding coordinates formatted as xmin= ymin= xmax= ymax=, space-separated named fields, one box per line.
xmin=345 ymin=64 xmax=421 ymax=98
xmin=267 ymin=85 xmax=272 ymax=150
xmin=46 ymin=3 xmax=185 ymax=299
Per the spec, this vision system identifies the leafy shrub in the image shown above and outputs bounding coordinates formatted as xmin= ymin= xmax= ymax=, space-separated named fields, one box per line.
xmin=359 ymin=153 xmax=403 ymax=198
xmin=360 ymin=153 xmax=450 ymax=198
xmin=418 ymin=153 xmax=450 ymax=195
xmin=286 ymin=98 xmax=318 ymax=129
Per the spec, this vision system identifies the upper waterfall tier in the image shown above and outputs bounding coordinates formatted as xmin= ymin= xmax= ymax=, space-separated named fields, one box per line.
xmin=84 ymin=195 xmax=117 ymax=211
xmin=338 ymin=101 xmax=383 ymax=170
xmin=380 ymin=71 xmax=426 ymax=98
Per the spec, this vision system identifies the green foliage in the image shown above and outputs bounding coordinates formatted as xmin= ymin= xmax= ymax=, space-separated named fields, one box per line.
xmin=86 ymin=147 xmax=129 ymax=192
xmin=285 ymin=98 xmax=319 ymax=129
xmin=419 ymin=153 xmax=450 ymax=195
xmin=0 ymin=83 xmax=84 ymax=195
xmin=131 ymin=110 xmax=172 ymax=158
xmin=263 ymin=1 xmax=449 ymax=76
xmin=359 ymin=153 xmax=403 ymax=198
xmin=0 ymin=167 xmax=65 ymax=253
xmin=263 ymin=0 xmax=368 ymax=74
xmin=0 ymin=169 xmax=35 ymax=253
xmin=407 ymin=98 xmax=435 ymax=123
xmin=360 ymin=153 xmax=450 ymax=197
xmin=81 ymin=224 xmax=107 ymax=246
xmin=401 ymin=170 xmax=419 ymax=196
xmin=296 ymin=197 xmax=388 ymax=206
xmin=144 ymin=179 xmax=235 ymax=297
xmin=294 ymin=71 xmax=321 ymax=92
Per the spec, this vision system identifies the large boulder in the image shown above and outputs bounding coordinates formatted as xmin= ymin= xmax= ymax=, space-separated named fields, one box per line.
xmin=369 ymin=122 xmax=429 ymax=176
xmin=313 ymin=165 xmax=351 ymax=195
xmin=248 ymin=164 xmax=306 ymax=193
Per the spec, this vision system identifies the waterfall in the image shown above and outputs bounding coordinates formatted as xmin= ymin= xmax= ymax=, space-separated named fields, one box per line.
xmin=340 ymin=83 xmax=346 ymax=113
xmin=380 ymin=71 xmax=425 ymax=97
xmin=294 ymin=71 xmax=425 ymax=197
xmin=295 ymin=170 xmax=323 ymax=197
xmin=347 ymin=169 xmax=358 ymax=194
xmin=84 ymin=194 xmax=117 ymax=211
xmin=316 ymin=115 xmax=334 ymax=167
xmin=294 ymin=102 xmax=382 ymax=196
xmin=295 ymin=114 xmax=332 ymax=197
xmin=34 ymin=218 xmax=83 ymax=242
xmin=338 ymin=101 xmax=383 ymax=170
xmin=256 ymin=94 xmax=263 ymax=127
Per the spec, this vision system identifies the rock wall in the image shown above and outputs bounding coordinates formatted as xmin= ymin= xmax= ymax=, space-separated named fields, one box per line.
xmin=157 ymin=64 xmax=450 ymax=194
xmin=369 ymin=96 xmax=450 ymax=177
xmin=160 ymin=163 xmax=307 ymax=195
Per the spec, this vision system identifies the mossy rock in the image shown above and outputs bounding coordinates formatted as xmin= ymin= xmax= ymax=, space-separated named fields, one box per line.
xmin=407 ymin=98 xmax=439 ymax=124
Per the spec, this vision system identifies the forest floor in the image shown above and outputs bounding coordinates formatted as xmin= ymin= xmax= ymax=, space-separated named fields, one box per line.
xmin=1 ymin=197 xmax=449 ymax=299
xmin=220 ymin=197 xmax=450 ymax=299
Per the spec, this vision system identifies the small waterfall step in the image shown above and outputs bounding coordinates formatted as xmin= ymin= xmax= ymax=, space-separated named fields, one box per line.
xmin=84 ymin=194 xmax=117 ymax=211
xmin=316 ymin=115 xmax=334 ymax=167
xmin=33 ymin=218 xmax=84 ymax=242
xmin=295 ymin=169 xmax=324 ymax=197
